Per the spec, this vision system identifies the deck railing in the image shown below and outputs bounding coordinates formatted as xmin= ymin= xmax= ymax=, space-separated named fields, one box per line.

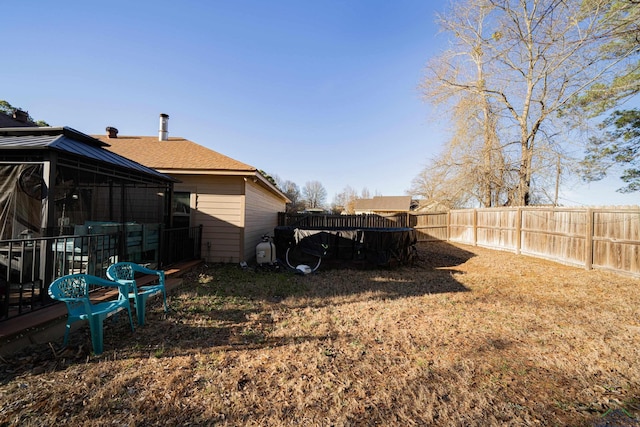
xmin=159 ymin=225 xmax=203 ymax=266
xmin=0 ymin=224 xmax=203 ymax=321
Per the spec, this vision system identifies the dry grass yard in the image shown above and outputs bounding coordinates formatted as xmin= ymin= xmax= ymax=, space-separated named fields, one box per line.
xmin=1 ymin=241 xmax=639 ymax=426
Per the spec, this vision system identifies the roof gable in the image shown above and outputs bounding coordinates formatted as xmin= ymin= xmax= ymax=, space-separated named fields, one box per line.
xmin=94 ymin=135 xmax=256 ymax=172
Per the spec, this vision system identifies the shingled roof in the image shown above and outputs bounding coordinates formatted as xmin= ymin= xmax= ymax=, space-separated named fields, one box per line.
xmin=0 ymin=111 xmax=38 ymax=128
xmin=93 ymin=135 xmax=256 ymax=172
xmin=354 ymin=196 xmax=413 ymax=212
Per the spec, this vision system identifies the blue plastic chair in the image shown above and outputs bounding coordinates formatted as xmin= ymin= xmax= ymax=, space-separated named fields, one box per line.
xmin=48 ymin=274 xmax=135 ymax=355
xmin=106 ymin=262 xmax=168 ymax=326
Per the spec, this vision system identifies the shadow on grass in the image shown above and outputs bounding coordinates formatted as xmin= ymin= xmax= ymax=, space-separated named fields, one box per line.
xmin=0 ymin=241 xmax=475 ymax=381
xmin=194 ymin=240 xmax=476 ymax=304
xmin=3 ymin=241 xmax=640 ymax=425
xmin=100 ymin=240 xmax=476 ymax=357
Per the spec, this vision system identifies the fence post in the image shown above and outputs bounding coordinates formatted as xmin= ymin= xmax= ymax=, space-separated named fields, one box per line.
xmin=473 ymin=209 xmax=478 ymax=246
xmin=515 ymin=207 xmax=522 ymax=255
xmin=585 ymin=208 xmax=593 ymax=270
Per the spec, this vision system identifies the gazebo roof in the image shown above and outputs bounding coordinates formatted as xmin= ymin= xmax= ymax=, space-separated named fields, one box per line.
xmin=0 ymin=127 xmax=175 ymax=184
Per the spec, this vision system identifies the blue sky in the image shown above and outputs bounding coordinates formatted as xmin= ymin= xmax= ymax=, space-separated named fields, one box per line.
xmin=2 ymin=1 xmax=637 ymax=207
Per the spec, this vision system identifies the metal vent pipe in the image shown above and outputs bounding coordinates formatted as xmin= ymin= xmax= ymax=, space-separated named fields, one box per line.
xmin=159 ymin=113 xmax=169 ymax=141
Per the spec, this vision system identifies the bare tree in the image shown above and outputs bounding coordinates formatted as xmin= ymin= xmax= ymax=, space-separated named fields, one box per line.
xmin=302 ymin=181 xmax=327 ymax=210
xmin=280 ymin=180 xmax=305 ymax=213
xmin=421 ymin=0 xmax=639 ymax=206
xmin=332 ymin=185 xmax=359 ymax=214
xmin=425 ymin=1 xmax=508 ymax=207
xmin=410 ymin=154 xmax=475 ymax=209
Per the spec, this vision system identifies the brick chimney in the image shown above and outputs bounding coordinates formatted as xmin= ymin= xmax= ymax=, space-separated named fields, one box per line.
xmin=159 ymin=113 xmax=169 ymax=141
xmin=106 ymin=127 xmax=119 ymax=138
xmin=13 ymin=110 xmax=29 ymax=123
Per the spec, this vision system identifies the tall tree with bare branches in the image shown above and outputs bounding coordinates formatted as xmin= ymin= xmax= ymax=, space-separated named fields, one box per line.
xmin=279 ymin=179 xmax=305 ymax=213
xmin=302 ymin=180 xmax=327 ymax=210
xmin=332 ymin=186 xmax=359 ymax=214
xmin=420 ymin=0 xmax=639 ymax=206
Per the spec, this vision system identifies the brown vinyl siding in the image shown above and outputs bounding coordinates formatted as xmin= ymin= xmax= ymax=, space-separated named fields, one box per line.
xmin=176 ymin=175 xmax=244 ymax=263
xmin=244 ymin=181 xmax=286 ymax=261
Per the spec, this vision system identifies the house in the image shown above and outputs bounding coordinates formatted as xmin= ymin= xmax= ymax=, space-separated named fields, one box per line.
xmin=0 ymin=110 xmax=38 ymax=128
xmin=353 ymin=196 xmax=415 ymax=215
xmin=94 ymin=115 xmax=290 ymax=264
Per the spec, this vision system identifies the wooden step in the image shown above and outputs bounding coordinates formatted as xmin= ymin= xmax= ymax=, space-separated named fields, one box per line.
xmin=0 ymin=260 xmax=201 ymax=353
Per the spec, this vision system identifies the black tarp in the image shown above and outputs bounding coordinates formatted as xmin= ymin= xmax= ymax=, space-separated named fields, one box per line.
xmin=274 ymin=226 xmax=417 ymax=267
xmin=0 ymin=164 xmax=45 ymax=240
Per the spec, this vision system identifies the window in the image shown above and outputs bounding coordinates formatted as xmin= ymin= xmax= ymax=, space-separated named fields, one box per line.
xmin=172 ymin=191 xmax=191 ymax=228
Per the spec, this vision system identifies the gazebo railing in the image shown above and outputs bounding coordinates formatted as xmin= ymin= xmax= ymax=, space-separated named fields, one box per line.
xmin=160 ymin=225 xmax=203 ymax=267
xmin=0 ymin=224 xmax=203 ymax=322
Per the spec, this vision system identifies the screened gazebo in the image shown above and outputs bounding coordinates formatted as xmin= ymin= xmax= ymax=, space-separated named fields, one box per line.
xmin=0 ymin=126 xmax=192 ymax=321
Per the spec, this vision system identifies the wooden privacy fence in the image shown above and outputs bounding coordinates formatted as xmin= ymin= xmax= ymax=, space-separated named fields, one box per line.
xmin=413 ymin=207 xmax=640 ymax=277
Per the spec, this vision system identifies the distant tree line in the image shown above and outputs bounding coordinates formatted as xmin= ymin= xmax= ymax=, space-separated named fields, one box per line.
xmin=267 ymin=174 xmax=383 ymax=214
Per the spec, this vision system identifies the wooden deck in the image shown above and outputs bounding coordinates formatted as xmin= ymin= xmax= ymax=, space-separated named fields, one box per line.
xmin=0 ymin=259 xmax=203 ymax=356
